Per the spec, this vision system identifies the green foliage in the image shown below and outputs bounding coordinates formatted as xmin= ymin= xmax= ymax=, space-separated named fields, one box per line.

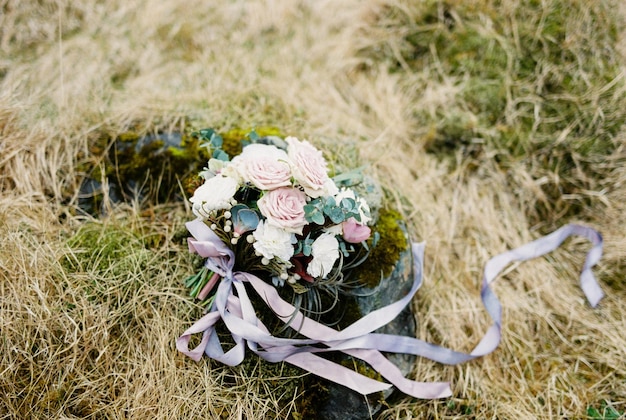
xmin=304 ymin=195 xmax=365 ymax=225
xmin=587 ymin=401 xmax=624 ymax=419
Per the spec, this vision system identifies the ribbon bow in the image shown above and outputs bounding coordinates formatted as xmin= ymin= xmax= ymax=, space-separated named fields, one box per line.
xmin=177 ymin=219 xmax=604 ymax=399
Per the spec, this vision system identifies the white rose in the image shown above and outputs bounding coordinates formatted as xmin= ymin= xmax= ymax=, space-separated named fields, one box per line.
xmin=189 ymin=175 xmax=238 ymax=219
xmin=252 ymin=220 xmax=296 ymax=262
xmin=307 ymin=233 xmax=339 ymax=279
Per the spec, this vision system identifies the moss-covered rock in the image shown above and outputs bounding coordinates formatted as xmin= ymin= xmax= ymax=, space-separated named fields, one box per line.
xmin=76 ymin=126 xmax=416 ymax=419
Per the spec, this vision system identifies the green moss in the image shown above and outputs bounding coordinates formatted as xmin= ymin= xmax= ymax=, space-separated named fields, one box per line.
xmin=354 ymin=209 xmax=408 ymax=288
xmin=221 ymin=126 xmax=283 ymax=157
xmin=63 ymin=222 xmax=145 ymax=273
xmin=360 ymin=0 xmax=626 ymax=226
xmin=78 ymin=125 xmax=286 ymax=214
xmin=106 ymin=129 xmax=209 ymax=204
xmin=61 ymin=221 xmax=153 ymax=307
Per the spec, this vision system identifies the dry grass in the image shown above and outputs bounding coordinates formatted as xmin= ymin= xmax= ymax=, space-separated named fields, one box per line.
xmin=1 ymin=0 xmax=625 ymax=418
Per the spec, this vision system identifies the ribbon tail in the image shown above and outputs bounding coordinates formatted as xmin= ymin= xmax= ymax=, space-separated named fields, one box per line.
xmin=284 ymin=352 xmax=392 ymax=396
xmin=345 ymin=349 xmax=452 ymax=399
xmin=176 ymin=311 xmax=221 ymax=361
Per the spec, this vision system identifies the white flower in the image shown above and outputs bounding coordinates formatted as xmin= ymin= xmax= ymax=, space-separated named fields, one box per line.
xmin=323 ymin=224 xmax=343 ymax=236
xmin=189 ymin=175 xmax=238 ymax=219
xmin=252 ymin=220 xmax=296 ymax=262
xmin=307 ymin=233 xmax=339 ymax=279
xmin=198 ymin=158 xmax=231 ymax=180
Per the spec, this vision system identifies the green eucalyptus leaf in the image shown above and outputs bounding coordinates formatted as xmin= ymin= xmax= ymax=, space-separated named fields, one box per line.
xmin=339 ymin=241 xmax=350 ymax=258
xmin=198 ymin=128 xmax=215 ymax=140
xmin=341 ymin=197 xmax=356 ymax=210
xmin=310 ymin=198 xmax=324 ymax=209
xmin=311 ymin=211 xmax=325 ymax=225
xmin=210 ymin=133 xmax=223 ymax=148
xmin=327 ymin=207 xmax=345 ymax=224
xmin=304 ymin=203 xmax=317 ymax=215
xmin=213 ymin=149 xmax=229 ymax=161
xmin=248 ymin=130 xmax=259 ymax=141
xmin=332 ymin=167 xmax=364 ymax=187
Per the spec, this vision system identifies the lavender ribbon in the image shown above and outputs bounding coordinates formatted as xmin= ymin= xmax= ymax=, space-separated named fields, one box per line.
xmin=177 ymin=220 xmax=603 ymax=399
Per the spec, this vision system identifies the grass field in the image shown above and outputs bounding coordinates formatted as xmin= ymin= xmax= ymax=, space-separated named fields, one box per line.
xmin=1 ymin=0 xmax=625 ymax=418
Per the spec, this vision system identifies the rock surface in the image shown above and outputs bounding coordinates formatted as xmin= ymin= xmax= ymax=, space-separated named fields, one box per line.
xmin=317 ymin=221 xmax=417 ymax=420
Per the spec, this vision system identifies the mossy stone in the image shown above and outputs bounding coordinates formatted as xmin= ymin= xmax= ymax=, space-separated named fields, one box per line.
xmin=315 ymin=216 xmax=416 ymax=420
xmin=77 ymin=127 xmax=417 ymax=418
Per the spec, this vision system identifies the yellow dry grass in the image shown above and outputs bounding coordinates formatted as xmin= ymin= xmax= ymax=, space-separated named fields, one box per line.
xmin=1 ymin=0 xmax=625 ymax=418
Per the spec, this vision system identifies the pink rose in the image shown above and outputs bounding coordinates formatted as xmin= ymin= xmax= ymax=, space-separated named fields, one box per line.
xmin=231 ymin=144 xmax=292 ymax=190
xmin=286 ymin=137 xmax=338 ymax=198
xmin=342 ymin=217 xmax=371 ymax=243
xmin=257 ymin=187 xmax=308 ymax=234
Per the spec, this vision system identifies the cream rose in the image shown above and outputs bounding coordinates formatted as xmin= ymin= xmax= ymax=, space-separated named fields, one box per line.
xmin=257 ymin=187 xmax=308 ymax=234
xmin=230 ymin=144 xmax=292 ymax=190
xmin=189 ymin=175 xmax=238 ymax=219
xmin=286 ymin=136 xmax=338 ymax=198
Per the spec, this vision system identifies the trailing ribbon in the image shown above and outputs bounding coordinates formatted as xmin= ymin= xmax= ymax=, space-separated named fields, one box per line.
xmin=176 ymin=219 xmax=604 ymax=399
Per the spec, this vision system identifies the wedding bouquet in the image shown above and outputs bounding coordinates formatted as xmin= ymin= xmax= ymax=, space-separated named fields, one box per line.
xmin=183 ymin=129 xmax=377 ymax=314
xmin=176 ymin=128 xmax=605 ymax=401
